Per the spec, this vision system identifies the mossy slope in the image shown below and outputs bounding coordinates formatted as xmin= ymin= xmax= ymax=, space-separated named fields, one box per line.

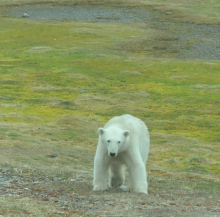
xmin=0 ymin=10 xmax=219 ymax=178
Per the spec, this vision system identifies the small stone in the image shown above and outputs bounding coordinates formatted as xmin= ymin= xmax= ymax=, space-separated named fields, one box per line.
xmin=51 ymin=154 xmax=58 ymax=158
xmin=23 ymin=165 xmax=31 ymax=169
xmin=78 ymin=89 xmax=86 ymax=93
xmin=23 ymin=12 xmax=29 ymax=18
xmin=10 ymin=168 xmax=19 ymax=173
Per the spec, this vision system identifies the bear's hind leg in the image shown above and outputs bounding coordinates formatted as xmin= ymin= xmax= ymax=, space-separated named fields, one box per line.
xmin=109 ymin=163 xmax=125 ymax=188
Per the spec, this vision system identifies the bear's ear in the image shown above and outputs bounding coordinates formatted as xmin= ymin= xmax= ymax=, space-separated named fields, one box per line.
xmin=98 ymin=128 xmax=105 ymax=135
xmin=123 ymin=130 xmax=130 ymax=137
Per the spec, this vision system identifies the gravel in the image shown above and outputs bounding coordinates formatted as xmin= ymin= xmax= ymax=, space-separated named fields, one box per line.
xmin=155 ymin=22 xmax=220 ymax=60
xmin=7 ymin=4 xmax=147 ymax=23
xmin=0 ymin=172 xmax=14 ymax=183
xmin=5 ymin=4 xmax=220 ymax=60
xmin=1 ymin=165 xmax=220 ymax=216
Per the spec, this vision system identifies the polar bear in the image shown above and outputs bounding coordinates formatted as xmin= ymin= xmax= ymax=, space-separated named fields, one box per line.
xmin=93 ymin=114 xmax=150 ymax=194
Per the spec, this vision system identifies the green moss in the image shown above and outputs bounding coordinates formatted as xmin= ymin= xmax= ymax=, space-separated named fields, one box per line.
xmin=7 ymin=133 xmax=19 ymax=138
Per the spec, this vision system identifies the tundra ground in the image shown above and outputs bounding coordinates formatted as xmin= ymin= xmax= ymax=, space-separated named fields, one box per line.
xmin=0 ymin=0 xmax=219 ymax=216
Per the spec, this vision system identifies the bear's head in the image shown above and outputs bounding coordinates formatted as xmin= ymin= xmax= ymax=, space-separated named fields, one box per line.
xmin=98 ymin=126 xmax=129 ymax=157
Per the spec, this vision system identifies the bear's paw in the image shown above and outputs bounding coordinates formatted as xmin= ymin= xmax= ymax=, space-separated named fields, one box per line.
xmin=93 ymin=185 xmax=108 ymax=191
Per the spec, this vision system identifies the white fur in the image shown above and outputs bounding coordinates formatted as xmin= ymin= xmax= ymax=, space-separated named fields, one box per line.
xmin=93 ymin=114 xmax=150 ymax=194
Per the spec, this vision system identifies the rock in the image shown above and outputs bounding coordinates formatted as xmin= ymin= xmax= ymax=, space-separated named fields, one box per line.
xmin=51 ymin=154 xmax=58 ymax=158
xmin=23 ymin=165 xmax=31 ymax=169
xmin=24 ymin=188 xmax=29 ymax=191
xmin=10 ymin=168 xmax=20 ymax=173
xmin=78 ymin=89 xmax=86 ymax=93
xmin=57 ymin=211 xmax=65 ymax=215
xmin=23 ymin=12 xmax=29 ymax=18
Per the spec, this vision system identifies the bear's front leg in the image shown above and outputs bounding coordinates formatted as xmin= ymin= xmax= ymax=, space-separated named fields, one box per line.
xmin=127 ymin=158 xmax=148 ymax=194
xmin=93 ymin=156 xmax=108 ymax=191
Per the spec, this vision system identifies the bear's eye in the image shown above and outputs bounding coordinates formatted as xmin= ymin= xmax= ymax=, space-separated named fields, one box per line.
xmin=118 ymin=141 xmax=121 ymax=144
xmin=107 ymin=140 xmax=110 ymax=143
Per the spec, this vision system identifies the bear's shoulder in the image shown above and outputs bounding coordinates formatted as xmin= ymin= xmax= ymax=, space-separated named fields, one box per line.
xmin=104 ymin=114 xmax=132 ymax=128
xmin=104 ymin=114 xmax=145 ymax=131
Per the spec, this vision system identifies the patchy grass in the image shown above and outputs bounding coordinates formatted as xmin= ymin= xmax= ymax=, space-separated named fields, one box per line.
xmin=0 ymin=0 xmax=219 ymax=180
xmin=0 ymin=0 xmax=220 ymax=216
xmin=0 ymin=5 xmax=219 ymax=174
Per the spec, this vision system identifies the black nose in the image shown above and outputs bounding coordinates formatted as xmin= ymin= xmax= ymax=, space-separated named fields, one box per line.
xmin=110 ymin=153 xmax=116 ymax=157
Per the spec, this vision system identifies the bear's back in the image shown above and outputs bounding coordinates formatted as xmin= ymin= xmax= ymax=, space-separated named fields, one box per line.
xmin=104 ymin=114 xmax=148 ymax=135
